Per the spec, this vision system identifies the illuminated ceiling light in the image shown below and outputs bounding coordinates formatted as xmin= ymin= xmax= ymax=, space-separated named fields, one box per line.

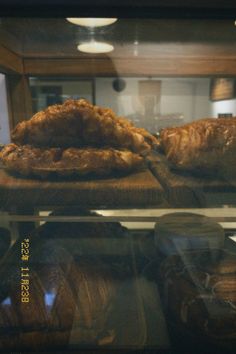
xmin=77 ymin=41 xmax=114 ymax=53
xmin=66 ymin=18 xmax=117 ymax=27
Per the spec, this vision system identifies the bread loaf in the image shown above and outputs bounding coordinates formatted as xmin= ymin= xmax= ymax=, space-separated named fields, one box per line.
xmin=0 ymin=216 xmax=132 ymax=350
xmin=158 ymin=249 xmax=236 ymax=344
xmin=159 ymin=117 xmax=236 ymax=176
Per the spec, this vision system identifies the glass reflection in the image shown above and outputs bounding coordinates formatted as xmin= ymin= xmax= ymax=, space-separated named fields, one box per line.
xmin=2 ymin=297 xmax=11 ymax=306
xmin=44 ymin=291 xmax=56 ymax=308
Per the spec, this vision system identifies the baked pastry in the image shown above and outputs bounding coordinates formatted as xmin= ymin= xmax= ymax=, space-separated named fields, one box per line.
xmin=0 ymin=256 xmax=119 ymax=350
xmin=32 ymin=208 xmax=131 ymax=258
xmin=0 ymin=144 xmax=143 ymax=178
xmin=159 ymin=117 xmax=236 ymax=175
xmin=0 ymin=217 xmax=131 ymax=350
xmin=155 ymin=212 xmax=225 ymax=257
xmin=1 ymin=99 xmax=156 ymax=178
xmin=11 ymin=99 xmax=158 ymax=154
xmin=158 ymin=249 xmax=236 ymax=346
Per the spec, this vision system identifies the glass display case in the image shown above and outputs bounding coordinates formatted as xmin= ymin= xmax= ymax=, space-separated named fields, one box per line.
xmin=0 ymin=1 xmax=236 ymax=353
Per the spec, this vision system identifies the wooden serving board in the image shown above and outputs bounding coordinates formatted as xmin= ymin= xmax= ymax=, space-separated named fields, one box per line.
xmin=0 ymin=168 xmax=164 ymax=210
xmin=147 ymin=152 xmax=236 ymax=208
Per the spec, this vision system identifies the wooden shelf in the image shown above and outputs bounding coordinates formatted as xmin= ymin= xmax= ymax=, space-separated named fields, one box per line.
xmin=147 ymin=152 xmax=236 ymax=208
xmin=0 ymin=168 xmax=164 ymax=210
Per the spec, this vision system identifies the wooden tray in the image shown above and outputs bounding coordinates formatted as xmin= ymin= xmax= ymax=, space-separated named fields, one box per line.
xmin=147 ymin=152 xmax=236 ymax=208
xmin=0 ymin=168 xmax=164 ymax=210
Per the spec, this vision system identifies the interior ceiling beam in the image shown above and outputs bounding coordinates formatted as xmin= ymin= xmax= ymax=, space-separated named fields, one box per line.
xmin=0 ymin=45 xmax=23 ymax=74
xmin=23 ymin=57 xmax=236 ymax=77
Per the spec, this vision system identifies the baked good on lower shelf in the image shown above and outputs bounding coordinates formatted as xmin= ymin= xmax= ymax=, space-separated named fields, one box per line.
xmin=34 ymin=208 xmax=130 ymax=258
xmin=158 ymin=249 xmax=236 ymax=347
xmin=0 ymin=214 xmax=149 ymax=350
xmin=155 ymin=212 xmax=225 ymax=257
xmin=0 ymin=246 xmax=120 ymax=350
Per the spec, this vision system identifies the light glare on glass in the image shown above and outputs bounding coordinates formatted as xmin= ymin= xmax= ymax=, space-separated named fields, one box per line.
xmin=66 ymin=18 xmax=117 ymax=27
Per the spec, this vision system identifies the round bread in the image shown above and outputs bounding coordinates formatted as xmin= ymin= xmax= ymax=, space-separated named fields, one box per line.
xmin=157 ymin=249 xmax=236 ymax=346
xmin=34 ymin=208 xmax=130 ymax=258
xmin=155 ymin=212 xmax=225 ymax=257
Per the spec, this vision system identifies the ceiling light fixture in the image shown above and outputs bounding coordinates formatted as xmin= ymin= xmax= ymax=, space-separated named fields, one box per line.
xmin=66 ymin=18 xmax=117 ymax=27
xmin=77 ymin=41 xmax=114 ymax=54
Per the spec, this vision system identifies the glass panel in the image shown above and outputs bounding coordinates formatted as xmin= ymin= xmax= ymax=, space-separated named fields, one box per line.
xmin=29 ymin=76 xmax=236 ymax=134
xmin=29 ymin=77 xmax=94 ymax=113
xmin=0 ymin=16 xmax=236 ymax=353
xmin=96 ymin=77 xmax=213 ymax=133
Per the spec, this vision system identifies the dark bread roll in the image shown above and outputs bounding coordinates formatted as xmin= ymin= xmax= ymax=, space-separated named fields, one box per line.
xmin=34 ymin=208 xmax=130 ymax=259
xmin=155 ymin=213 xmax=225 ymax=257
xmin=158 ymin=249 xmax=236 ymax=345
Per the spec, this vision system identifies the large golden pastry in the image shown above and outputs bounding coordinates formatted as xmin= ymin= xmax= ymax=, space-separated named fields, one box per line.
xmin=0 ymin=143 xmax=143 ymax=178
xmin=160 ymin=117 xmax=236 ymax=175
xmin=1 ymin=99 xmax=157 ymax=178
xmin=11 ymin=99 xmax=157 ymax=154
